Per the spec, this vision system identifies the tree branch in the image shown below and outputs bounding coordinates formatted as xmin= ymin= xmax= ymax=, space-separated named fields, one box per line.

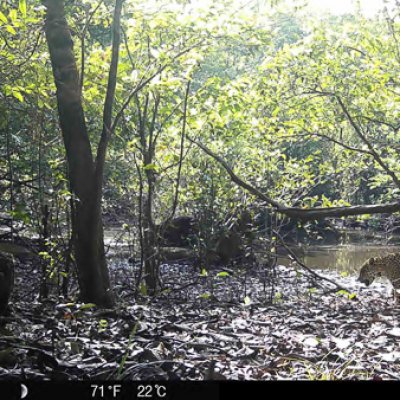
xmin=312 ymin=132 xmax=372 ymax=156
xmin=335 ymin=96 xmax=400 ymax=189
xmin=79 ymin=0 xmax=105 ymax=90
xmin=190 ymin=138 xmax=400 ymax=220
xmin=110 ymin=41 xmax=206 ymax=134
xmin=188 ymin=137 xmax=283 ymax=209
xmin=170 ymin=80 xmax=191 ymax=221
xmin=95 ymin=0 xmax=124 ymax=184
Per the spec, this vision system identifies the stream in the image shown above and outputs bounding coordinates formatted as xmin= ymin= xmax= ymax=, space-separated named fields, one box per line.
xmin=104 ymin=228 xmax=400 ymax=276
xmin=277 ymin=243 xmax=400 ymax=275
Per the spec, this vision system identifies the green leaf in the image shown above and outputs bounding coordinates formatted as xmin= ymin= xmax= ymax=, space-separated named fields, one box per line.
xmin=6 ymin=25 xmax=16 ymax=35
xmin=274 ymin=292 xmax=282 ymax=301
xmin=139 ymin=282 xmax=148 ymax=296
xmin=272 ymin=106 xmax=280 ymax=117
xmin=0 ymin=11 xmax=8 ymax=24
xmin=336 ymin=289 xmax=357 ymax=300
xmin=143 ymin=163 xmax=158 ymax=171
xmin=38 ymin=251 xmax=51 ymax=260
xmin=216 ymin=271 xmax=230 ymax=278
xmin=98 ymin=319 xmax=108 ymax=329
xmin=8 ymin=9 xmax=17 ymax=23
xmin=19 ymin=0 xmax=27 ymax=18
xmin=244 ymin=296 xmax=252 ymax=305
xmin=79 ymin=303 xmax=97 ymax=311
xmin=200 ymin=268 xmax=208 ymax=277
xmin=10 ymin=209 xmax=29 ymax=223
xmin=12 ymin=91 xmax=24 ymax=102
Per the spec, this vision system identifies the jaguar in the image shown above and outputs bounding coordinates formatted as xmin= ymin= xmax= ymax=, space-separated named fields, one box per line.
xmin=358 ymin=254 xmax=400 ymax=297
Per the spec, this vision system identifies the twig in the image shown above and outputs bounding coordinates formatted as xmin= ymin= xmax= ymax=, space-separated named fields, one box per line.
xmin=273 ymin=230 xmax=350 ymax=292
xmin=375 ymin=368 xmax=400 ymax=380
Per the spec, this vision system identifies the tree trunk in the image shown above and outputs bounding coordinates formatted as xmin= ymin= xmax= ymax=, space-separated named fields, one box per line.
xmin=143 ymin=172 xmax=158 ymax=295
xmin=74 ymin=189 xmax=113 ymax=307
xmin=43 ymin=0 xmax=114 ymax=307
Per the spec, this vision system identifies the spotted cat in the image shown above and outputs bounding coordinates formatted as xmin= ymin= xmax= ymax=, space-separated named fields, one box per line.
xmin=358 ymin=253 xmax=400 ymax=292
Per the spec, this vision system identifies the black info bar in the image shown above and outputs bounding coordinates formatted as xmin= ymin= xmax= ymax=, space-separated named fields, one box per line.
xmin=0 ymin=380 xmax=398 ymax=399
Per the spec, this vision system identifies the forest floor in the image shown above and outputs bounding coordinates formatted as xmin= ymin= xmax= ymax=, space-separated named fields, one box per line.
xmin=1 ymin=257 xmax=400 ymax=380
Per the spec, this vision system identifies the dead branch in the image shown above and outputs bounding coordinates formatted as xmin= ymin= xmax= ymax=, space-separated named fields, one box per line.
xmin=273 ymin=230 xmax=350 ymax=292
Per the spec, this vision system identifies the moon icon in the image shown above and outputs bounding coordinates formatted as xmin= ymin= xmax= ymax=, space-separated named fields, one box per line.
xmin=21 ymin=384 xmax=28 ymax=399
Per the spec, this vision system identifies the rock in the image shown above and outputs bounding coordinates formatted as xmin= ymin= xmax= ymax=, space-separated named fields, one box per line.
xmin=0 ymin=252 xmax=14 ymax=315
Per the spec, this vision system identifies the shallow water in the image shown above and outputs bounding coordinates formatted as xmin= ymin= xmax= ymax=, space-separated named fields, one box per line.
xmin=104 ymin=228 xmax=400 ymax=275
xmin=278 ymin=244 xmax=400 ymax=274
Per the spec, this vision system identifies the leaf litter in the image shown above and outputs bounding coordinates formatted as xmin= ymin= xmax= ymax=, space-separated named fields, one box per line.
xmin=0 ymin=259 xmax=399 ymax=380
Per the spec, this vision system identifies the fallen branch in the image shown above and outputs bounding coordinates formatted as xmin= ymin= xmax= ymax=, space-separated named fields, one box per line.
xmin=190 ymin=138 xmax=400 ymax=220
xmin=281 ymin=203 xmax=400 ymax=220
xmin=273 ymin=230 xmax=350 ymax=292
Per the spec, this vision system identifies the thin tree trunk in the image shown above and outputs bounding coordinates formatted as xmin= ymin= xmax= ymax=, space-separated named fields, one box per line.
xmin=143 ymin=175 xmax=158 ymax=295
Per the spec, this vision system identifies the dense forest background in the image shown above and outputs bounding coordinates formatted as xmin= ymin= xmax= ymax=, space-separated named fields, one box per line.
xmin=1 ymin=0 xmax=399 ymax=299
xmin=0 ymin=0 xmax=400 ymax=381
